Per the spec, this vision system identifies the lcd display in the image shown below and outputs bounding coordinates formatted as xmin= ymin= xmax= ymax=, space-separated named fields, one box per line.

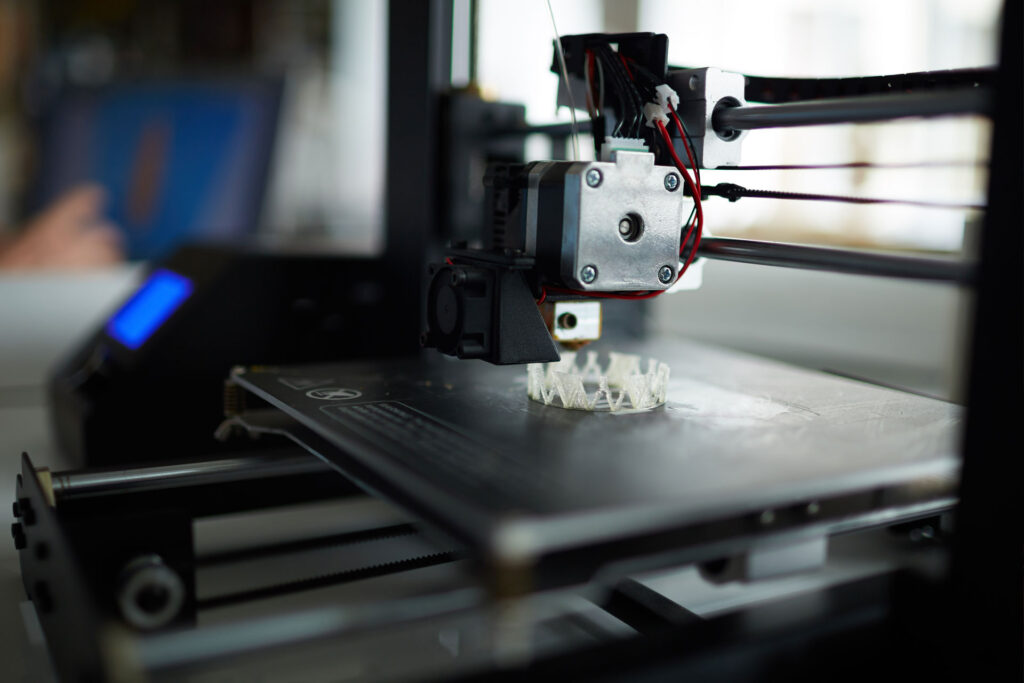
xmin=106 ymin=269 xmax=193 ymax=349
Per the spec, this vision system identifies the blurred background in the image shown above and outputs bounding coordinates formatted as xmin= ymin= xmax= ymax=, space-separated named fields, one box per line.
xmin=0 ymin=0 xmax=998 ymax=263
xmin=0 ymin=0 xmax=1000 ymax=392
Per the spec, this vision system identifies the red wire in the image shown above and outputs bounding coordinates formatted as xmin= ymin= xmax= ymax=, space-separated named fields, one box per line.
xmin=665 ymin=104 xmax=703 ymax=266
xmin=531 ymin=122 xmax=704 ymax=303
xmin=607 ymin=54 xmax=704 ymax=270
xmin=612 ymin=53 xmax=704 ymax=275
xmin=531 ymin=68 xmax=706 ymax=303
xmin=618 ymin=52 xmax=633 ymax=79
xmin=668 ymin=104 xmax=699 ymax=181
xmin=541 ymin=285 xmax=665 ymax=301
xmin=586 ymin=50 xmax=597 ymax=114
xmin=656 ymin=120 xmax=702 ymax=267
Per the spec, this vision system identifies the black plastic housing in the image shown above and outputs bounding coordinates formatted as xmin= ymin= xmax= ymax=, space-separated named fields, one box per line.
xmin=422 ymin=256 xmax=560 ymax=365
xmin=49 ymin=245 xmax=419 ymax=466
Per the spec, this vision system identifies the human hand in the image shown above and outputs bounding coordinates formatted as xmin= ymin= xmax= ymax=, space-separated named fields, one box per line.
xmin=0 ymin=185 xmax=124 ymax=269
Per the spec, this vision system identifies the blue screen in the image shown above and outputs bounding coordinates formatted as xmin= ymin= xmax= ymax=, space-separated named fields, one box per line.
xmin=37 ymin=81 xmax=280 ymax=260
xmin=106 ymin=269 xmax=193 ymax=349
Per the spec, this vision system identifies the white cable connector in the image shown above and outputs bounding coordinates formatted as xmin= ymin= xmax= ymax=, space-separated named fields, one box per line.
xmin=600 ymin=136 xmax=648 ymax=161
xmin=644 ymin=84 xmax=681 ymax=128
xmin=643 ymin=102 xmax=669 ymax=128
xmin=654 ymin=84 xmax=680 ymax=113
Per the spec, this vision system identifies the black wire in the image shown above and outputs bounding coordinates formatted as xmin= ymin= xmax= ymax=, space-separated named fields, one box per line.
xmin=592 ymin=52 xmax=621 ymax=135
xmin=597 ymin=47 xmax=632 ymax=136
xmin=623 ymin=64 xmax=648 ymax=136
xmin=628 ymin=61 xmax=662 ymax=93
xmin=706 ymin=160 xmax=988 ymax=171
xmin=624 ymin=56 xmax=703 ymax=181
xmin=675 ymin=115 xmax=701 ymax=185
xmin=620 ymin=59 xmax=668 ymax=155
xmin=622 ymin=56 xmax=703 ymax=260
xmin=680 ymin=206 xmax=699 ymax=263
xmin=698 ymin=182 xmax=984 ymax=210
xmin=608 ymin=50 xmax=643 ymax=136
xmin=600 ymin=45 xmax=644 ymax=137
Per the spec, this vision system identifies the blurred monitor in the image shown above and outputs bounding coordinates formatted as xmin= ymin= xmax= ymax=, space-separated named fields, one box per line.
xmin=33 ymin=78 xmax=282 ymax=260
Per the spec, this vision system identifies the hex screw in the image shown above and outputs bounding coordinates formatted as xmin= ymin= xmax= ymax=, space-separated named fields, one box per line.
xmin=664 ymin=172 xmax=680 ymax=191
xmin=585 ymin=168 xmax=603 ymax=188
xmin=658 ymin=266 xmax=674 ymax=284
xmin=580 ymin=265 xmax=598 ymax=284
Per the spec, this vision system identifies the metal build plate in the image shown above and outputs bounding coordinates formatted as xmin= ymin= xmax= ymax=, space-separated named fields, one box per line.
xmin=565 ymin=152 xmax=685 ymax=291
xmin=230 ymin=339 xmax=960 ymax=591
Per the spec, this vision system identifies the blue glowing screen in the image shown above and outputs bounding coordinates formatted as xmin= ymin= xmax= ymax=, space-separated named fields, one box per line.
xmin=106 ymin=269 xmax=193 ymax=349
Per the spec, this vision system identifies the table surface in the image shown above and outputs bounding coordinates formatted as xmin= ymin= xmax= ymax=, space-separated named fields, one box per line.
xmin=1 ymin=267 xmax=139 ymax=682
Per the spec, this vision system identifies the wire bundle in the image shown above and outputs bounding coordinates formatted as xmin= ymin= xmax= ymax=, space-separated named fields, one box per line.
xmin=541 ymin=47 xmax=704 ymax=302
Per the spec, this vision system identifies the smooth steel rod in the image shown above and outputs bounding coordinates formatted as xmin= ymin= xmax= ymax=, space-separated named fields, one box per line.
xmin=713 ymin=88 xmax=991 ymax=132
xmin=49 ymin=450 xmax=329 ymax=500
xmin=697 ymin=236 xmax=974 ymax=284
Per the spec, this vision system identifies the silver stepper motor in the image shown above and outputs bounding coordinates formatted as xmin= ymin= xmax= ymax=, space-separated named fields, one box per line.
xmin=514 ymin=150 xmax=688 ymax=291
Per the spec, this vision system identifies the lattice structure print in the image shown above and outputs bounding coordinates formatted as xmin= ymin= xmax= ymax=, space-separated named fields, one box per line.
xmin=527 ymin=351 xmax=670 ymax=412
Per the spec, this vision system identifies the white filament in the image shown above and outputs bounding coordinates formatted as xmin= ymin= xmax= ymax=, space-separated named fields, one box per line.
xmin=545 ymin=0 xmax=581 ymax=161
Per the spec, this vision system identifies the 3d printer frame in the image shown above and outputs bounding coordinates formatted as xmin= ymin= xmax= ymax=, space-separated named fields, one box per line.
xmin=9 ymin=1 xmax=1021 ymax=680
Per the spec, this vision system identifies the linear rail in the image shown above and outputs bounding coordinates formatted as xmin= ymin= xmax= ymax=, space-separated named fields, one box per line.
xmin=697 ymin=236 xmax=974 ymax=284
xmin=713 ymin=88 xmax=991 ymax=133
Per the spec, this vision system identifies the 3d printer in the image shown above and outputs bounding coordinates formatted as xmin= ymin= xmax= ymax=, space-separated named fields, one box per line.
xmin=9 ymin=3 xmax=1021 ymax=681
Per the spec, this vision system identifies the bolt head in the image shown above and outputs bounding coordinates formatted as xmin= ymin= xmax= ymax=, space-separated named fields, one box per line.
xmin=585 ymin=168 xmax=602 ymax=188
xmin=658 ymin=266 xmax=674 ymax=284
xmin=664 ymin=172 xmax=680 ymax=191
xmin=618 ymin=218 xmax=633 ymax=236
xmin=580 ymin=265 xmax=598 ymax=284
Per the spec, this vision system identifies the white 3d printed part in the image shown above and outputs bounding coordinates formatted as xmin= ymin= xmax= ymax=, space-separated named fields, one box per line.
xmin=527 ymin=351 xmax=670 ymax=412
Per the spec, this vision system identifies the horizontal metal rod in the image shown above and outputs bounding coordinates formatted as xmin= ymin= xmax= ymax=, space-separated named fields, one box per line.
xmin=138 ymin=589 xmax=482 ymax=675
xmin=49 ymin=450 xmax=329 ymax=500
xmin=696 ymin=236 xmax=974 ymax=284
xmin=713 ymin=88 xmax=991 ymax=132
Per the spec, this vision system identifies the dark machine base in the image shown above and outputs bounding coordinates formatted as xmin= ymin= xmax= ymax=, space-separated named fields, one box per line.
xmin=49 ymin=245 xmax=420 ymax=467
